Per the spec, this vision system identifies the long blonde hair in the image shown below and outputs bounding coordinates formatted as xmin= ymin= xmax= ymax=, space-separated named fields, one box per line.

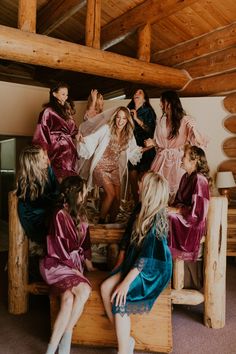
xmin=131 ymin=172 xmax=169 ymax=246
xmin=109 ymin=106 xmax=134 ymax=150
xmin=17 ymin=145 xmax=49 ymax=201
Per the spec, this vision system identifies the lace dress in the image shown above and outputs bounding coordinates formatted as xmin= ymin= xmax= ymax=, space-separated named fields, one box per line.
xmin=93 ymin=139 xmax=121 ymax=187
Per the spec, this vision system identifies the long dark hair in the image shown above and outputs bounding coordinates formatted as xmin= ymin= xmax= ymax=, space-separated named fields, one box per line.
xmin=160 ymin=90 xmax=186 ymax=139
xmin=127 ymin=88 xmax=156 ymax=118
xmin=59 ymin=175 xmax=87 ymax=225
xmin=43 ymin=82 xmax=75 ymax=120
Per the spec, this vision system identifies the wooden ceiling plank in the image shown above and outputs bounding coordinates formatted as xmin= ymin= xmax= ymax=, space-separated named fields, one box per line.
xmin=176 ymin=47 xmax=236 ymax=78
xmin=85 ymin=0 xmax=101 ymax=49
xmin=37 ymin=0 xmax=86 ymax=35
xmin=137 ymin=23 xmax=151 ymax=62
xmin=182 ymin=71 xmax=236 ymax=96
xmin=0 ymin=24 xmax=189 ymax=89
xmin=153 ymin=22 xmax=236 ymax=66
xmin=18 ymin=0 xmax=37 ymax=33
xmin=101 ymin=0 xmax=199 ymax=49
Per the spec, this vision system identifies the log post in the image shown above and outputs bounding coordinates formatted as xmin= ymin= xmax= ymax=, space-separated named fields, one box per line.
xmin=18 ymin=0 xmax=37 ymax=33
xmin=85 ymin=0 xmax=101 ymax=49
xmin=204 ymin=196 xmax=228 ymax=328
xmin=172 ymin=259 xmax=184 ymax=290
xmin=137 ymin=23 xmax=151 ymax=62
xmin=8 ymin=191 xmax=29 ymax=314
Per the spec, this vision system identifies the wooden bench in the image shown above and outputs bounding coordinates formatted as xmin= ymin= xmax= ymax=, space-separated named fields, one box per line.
xmin=171 ymin=196 xmax=228 ymax=329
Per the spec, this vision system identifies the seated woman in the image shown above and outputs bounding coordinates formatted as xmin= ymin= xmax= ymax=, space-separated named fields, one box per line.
xmin=77 ymin=106 xmax=142 ymax=223
xmin=168 ymin=145 xmax=211 ymax=264
xmin=100 ymin=172 xmax=172 ymax=354
xmin=40 ymin=175 xmax=95 ymax=354
xmin=17 ymin=145 xmax=59 ymax=247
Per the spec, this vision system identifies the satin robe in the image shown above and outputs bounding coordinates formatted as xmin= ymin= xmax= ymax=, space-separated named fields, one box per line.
xmin=33 ymin=107 xmax=78 ymax=180
xmin=111 ymin=204 xmax=172 ymax=316
xmin=168 ymin=172 xmax=210 ymax=261
xmin=40 ymin=209 xmax=91 ymax=294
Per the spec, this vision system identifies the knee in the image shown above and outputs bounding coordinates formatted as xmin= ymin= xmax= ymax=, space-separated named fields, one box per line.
xmin=61 ymin=291 xmax=74 ymax=309
xmin=75 ymin=283 xmax=91 ymax=303
xmin=100 ymin=280 xmax=110 ymax=299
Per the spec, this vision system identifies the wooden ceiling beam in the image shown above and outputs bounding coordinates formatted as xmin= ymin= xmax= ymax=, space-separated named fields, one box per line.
xmin=18 ymin=0 xmax=37 ymax=33
xmin=181 ymin=71 xmax=236 ymax=96
xmin=153 ymin=22 xmax=236 ymax=66
xmin=101 ymin=0 xmax=199 ymax=50
xmin=37 ymin=0 xmax=86 ymax=35
xmin=176 ymin=47 xmax=236 ymax=78
xmin=137 ymin=23 xmax=151 ymax=62
xmin=0 ymin=25 xmax=189 ymax=89
xmin=85 ymin=0 xmax=101 ymax=49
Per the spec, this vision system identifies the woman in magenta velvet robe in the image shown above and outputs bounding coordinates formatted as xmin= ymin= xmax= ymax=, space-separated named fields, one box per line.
xmin=40 ymin=176 xmax=95 ymax=354
xmin=168 ymin=145 xmax=211 ymax=261
xmin=33 ymin=82 xmax=79 ymax=182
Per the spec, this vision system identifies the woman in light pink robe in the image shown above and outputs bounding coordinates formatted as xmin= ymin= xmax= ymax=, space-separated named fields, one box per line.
xmin=40 ymin=176 xmax=95 ymax=354
xmin=145 ymin=91 xmax=208 ymax=201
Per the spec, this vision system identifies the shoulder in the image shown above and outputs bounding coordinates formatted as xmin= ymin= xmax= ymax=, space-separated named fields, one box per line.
xmin=196 ymin=173 xmax=208 ymax=185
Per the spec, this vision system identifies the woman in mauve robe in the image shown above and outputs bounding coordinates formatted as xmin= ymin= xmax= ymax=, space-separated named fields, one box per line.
xmin=145 ymin=90 xmax=208 ymax=201
xmin=168 ymin=145 xmax=211 ymax=261
xmin=40 ymin=176 xmax=95 ymax=354
xmin=33 ymin=82 xmax=79 ymax=181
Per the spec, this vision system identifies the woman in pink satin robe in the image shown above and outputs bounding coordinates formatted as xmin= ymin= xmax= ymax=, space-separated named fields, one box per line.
xmin=144 ymin=90 xmax=208 ymax=201
xmin=168 ymin=145 xmax=211 ymax=262
xmin=33 ymin=82 xmax=79 ymax=182
xmin=40 ymin=176 xmax=95 ymax=354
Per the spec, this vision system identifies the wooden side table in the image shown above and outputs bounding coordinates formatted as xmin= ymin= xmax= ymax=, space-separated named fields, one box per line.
xmin=227 ymin=208 xmax=236 ymax=256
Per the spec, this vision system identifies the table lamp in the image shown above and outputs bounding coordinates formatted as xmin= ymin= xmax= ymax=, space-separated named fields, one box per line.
xmin=215 ymin=171 xmax=236 ymax=202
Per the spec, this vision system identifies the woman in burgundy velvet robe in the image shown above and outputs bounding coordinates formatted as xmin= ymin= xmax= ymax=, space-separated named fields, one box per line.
xmin=33 ymin=82 xmax=79 ymax=181
xmin=168 ymin=145 xmax=211 ymax=261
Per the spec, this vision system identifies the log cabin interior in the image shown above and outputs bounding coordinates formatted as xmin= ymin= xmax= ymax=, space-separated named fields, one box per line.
xmin=0 ymin=1 xmax=236 ymax=353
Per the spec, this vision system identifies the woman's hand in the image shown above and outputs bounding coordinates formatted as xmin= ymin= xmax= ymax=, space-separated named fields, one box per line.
xmin=130 ymin=109 xmax=138 ymax=121
xmin=111 ymin=280 xmax=130 ymax=307
xmin=112 ymin=250 xmax=125 ymax=271
xmin=85 ymin=258 xmax=97 ymax=272
xmin=91 ymin=89 xmax=98 ymax=103
xmin=144 ymin=138 xmax=155 ymax=148
xmin=168 ymin=207 xmax=181 ymax=213
xmin=75 ymin=132 xmax=84 ymax=143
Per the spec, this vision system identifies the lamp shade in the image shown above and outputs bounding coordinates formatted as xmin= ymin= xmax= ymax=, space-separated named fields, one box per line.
xmin=216 ymin=171 xmax=236 ymax=188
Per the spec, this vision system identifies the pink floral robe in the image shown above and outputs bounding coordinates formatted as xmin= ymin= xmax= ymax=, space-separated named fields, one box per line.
xmin=40 ymin=209 xmax=91 ymax=294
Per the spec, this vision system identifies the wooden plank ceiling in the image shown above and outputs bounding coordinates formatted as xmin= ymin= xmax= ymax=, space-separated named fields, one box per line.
xmin=0 ymin=0 xmax=235 ymax=99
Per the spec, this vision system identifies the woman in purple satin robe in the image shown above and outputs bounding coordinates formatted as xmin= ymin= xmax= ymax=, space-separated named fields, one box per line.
xmin=168 ymin=145 xmax=211 ymax=262
xmin=33 ymin=82 xmax=79 ymax=182
xmin=40 ymin=176 xmax=95 ymax=354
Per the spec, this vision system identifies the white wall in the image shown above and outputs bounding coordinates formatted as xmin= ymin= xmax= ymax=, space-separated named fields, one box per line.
xmin=0 ymin=81 xmax=231 ymax=177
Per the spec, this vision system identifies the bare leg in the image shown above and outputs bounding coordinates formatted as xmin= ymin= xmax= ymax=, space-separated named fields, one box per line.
xmin=99 ymin=183 xmax=116 ymax=221
xmin=100 ymin=272 xmax=121 ymax=324
xmin=46 ymin=290 xmax=74 ymax=353
xmin=109 ymin=184 xmax=121 ymax=222
xmin=58 ymin=283 xmax=91 ymax=354
xmin=115 ymin=313 xmax=131 ymax=354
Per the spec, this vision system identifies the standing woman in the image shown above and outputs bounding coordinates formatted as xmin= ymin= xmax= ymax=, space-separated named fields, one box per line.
xmin=17 ymin=145 xmax=59 ymax=246
xmin=84 ymin=88 xmax=104 ymax=120
xmin=33 ymin=82 xmax=79 ymax=182
xmin=77 ymin=107 xmax=142 ymax=223
xmin=145 ymin=90 xmax=208 ymax=202
xmin=100 ymin=172 xmax=172 ymax=354
xmin=127 ymin=88 xmax=156 ymax=203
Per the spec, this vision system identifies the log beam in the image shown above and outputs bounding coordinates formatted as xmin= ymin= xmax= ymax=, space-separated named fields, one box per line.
xmin=85 ymin=0 xmax=101 ymax=49
xmin=18 ymin=0 xmax=37 ymax=33
xmin=101 ymin=0 xmax=199 ymax=50
xmin=37 ymin=0 xmax=86 ymax=35
xmin=153 ymin=22 xmax=236 ymax=66
xmin=182 ymin=71 xmax=236 ymax=96
xmin=137 ymin=23 xmax=151 ymax=62
xmin=0 ymin=25 xmax=189 ymax=89
xmin=176 ymin=47 xmax=236 ymax=78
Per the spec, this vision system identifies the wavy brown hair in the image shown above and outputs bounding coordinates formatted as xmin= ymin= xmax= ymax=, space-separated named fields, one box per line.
xmin=17 ymin=145 xmax=49 ymax=201
xmin=185 ymin=145 xmax=212 ymax=186
xmin=109 ymin=106 xmax=134 ymax=151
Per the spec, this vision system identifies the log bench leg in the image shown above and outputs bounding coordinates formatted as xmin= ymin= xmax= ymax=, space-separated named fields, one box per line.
xmin=8 ymin=191 xmax=29 ymax=314
xmin=172 ymin=259 xmax=184 ymax=290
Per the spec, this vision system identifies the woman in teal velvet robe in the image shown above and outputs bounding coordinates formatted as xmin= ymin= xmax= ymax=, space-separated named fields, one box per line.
xmin=101 ymin=172 xmax=172 ymax=354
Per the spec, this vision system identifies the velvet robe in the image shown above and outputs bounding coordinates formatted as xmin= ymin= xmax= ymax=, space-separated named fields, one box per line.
xmin=168 ymin=172 xmax=210 ymax=261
